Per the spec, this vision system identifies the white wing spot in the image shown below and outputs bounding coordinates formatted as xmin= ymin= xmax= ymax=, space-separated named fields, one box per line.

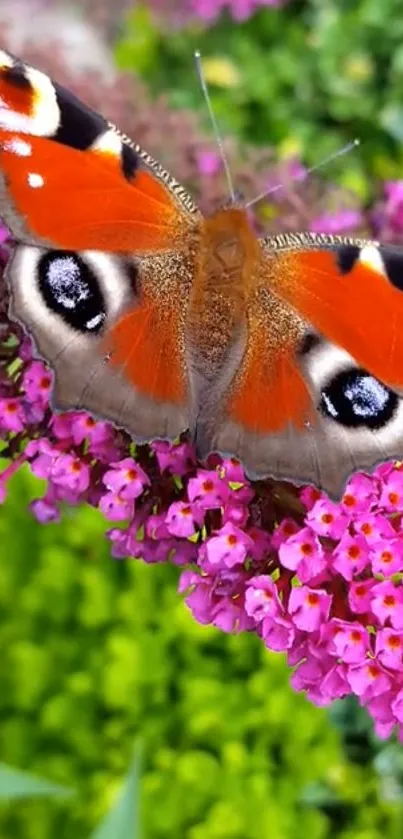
xmin=4 ymin=137 xmax=32 ymax=157
xmin=359 ymin=244 xmax=385 ymax=275
xmin=27 ymin=172 xmax=44 ymax=188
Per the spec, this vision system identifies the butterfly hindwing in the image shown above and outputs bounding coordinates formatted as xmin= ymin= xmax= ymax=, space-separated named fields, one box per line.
xmin=8 ymin=244 xmax=191 ymax=438
xmin=0 ymin=49 xmax=200 ymax=252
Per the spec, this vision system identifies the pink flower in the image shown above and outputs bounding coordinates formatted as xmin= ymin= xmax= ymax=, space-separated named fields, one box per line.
xmin=310 ymin=209 xmax=363 ymax=234
xmin=375 ymin=628 xmax=403 ymax=670
xmin=205 ymin=522 xmax=254 ymax=568
xmin=288 ymin=586 xmax=332 ymax=632
xmin=99 ymin=491 xmax=134 ymax=522
xmin=151 ymin=440 xmax=195 ymax=476
xmin=348 ymin=579 xmax=376 ymax=614
xmin=306 ymin=498 xmax=348 ymax=539
xmin=51 ymin=453 xmax=90 ymax=495
xmin=347 ymin=660 xmax=392 ymax=700
xmin=196 ymin=149 xmax=221 ymax=176
xmin=22 ymin=360 xmax=52 ymax=405
xmin=279 ymin=526 xmax=327 ymax=582
xmin=371 ymin=581 xmax=403 ymax=629
xmin=353 ymin=513 xmax=396 ymax=544
xmin=325 ymin=619 xmax=370 ymax=664
xmin=341 ymin=473 xmax=376 ymax=515
xmin=370 ymin=537 xmax=403 ymax=576
xmin=103 ymin=457 xmax=150 ymax=500
xmin=0 ymin=398 xmax=25 ymax=432
xmin=262 ymin=615 xmax=296 ymax=651
xmin=165 ymin=500 xmax=204 ymax=537
xmin=379 ymin=469 xmax=403 ymax=512
xmin=332 ymin=533 xmax=369 ymax=580
xmin=188 ymin=469 xmax=229 ymax=509
xmin=245 ymin=575 xmax=283 ymax=621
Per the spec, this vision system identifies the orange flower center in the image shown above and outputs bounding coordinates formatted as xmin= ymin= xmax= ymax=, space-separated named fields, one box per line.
xmin=383 ymin=595 xmax=396 ymax=607
xmin=307 ymin=593 xmax=320 ymax=606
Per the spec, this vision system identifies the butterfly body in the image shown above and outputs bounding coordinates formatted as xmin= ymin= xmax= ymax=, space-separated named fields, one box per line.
xmin=2 ymin=49 xmax=403 ymax=496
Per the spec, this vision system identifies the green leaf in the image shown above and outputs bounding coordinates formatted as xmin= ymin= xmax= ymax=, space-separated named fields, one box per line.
xmin=90 ymin=744 xmax=142 ymax=839
xmin=0 ymin=763 xmax=73 ymax=800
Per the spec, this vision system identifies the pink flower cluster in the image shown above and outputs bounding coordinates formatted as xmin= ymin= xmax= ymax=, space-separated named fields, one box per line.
xmin=192 ymin=0 xmax=285 ymax=21
xmin=147 ymin=0 xmax=286 ymax=26
xmin=3 ymin=226 xmax=403 ymax=740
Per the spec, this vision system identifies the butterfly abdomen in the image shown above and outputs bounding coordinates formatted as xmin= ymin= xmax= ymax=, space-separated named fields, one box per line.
xmin=187 ymin=208 xmax=260 ymax=379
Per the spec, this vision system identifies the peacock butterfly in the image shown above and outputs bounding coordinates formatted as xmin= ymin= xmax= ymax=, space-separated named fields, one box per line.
xmin=0 ymin=48 xmax=403 ymax=497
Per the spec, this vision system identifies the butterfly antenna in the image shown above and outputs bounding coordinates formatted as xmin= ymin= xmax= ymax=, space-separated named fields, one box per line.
xmin=245 ymin=138 xmax=360 ymax=209
xmin=194 ymin=50 xmax=236 ymax=205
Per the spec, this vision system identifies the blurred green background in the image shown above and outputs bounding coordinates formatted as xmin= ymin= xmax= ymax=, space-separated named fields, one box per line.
xmin=3 ymin=0 xmax=403 ymax=837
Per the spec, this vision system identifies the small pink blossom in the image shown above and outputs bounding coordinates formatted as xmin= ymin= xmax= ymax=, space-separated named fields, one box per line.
xmin=379 ymin=469 xmax=403 ymax=512
xmin=341 ymin=473 xmax=376 ymax=515
xmin=288 ymin=586 xmax=332 ymax=632
xmin=370 ymin=537 xmax=403 ymax=576
xmin=165 ymin=500 xmax=204 ymax=537
xmin=332 ymin=533 xmax=369 ymax=580
xmin=353 ymin=513 xmax=396 ymax=544
xmin=375 ymin=628 xmax=403 ymax=670
xmin=99 ymin=491 xmax=134 ymax=521
xmin=279 ymin=526 xmax=326 ymax=582
xmin=22 ymin=360 xmax=52 ymax=405
xmin=51 ymin=453 xmax=90 ymax=494
xmin=347 ymin=660 xmax=392 ymax=700
xmin=188 ymin=469 xmax=229 ymax=509
xmin=348 ymin=579 xmax=376 ymax=614
xmin=103 ymin=457 xmax=150 ymax=500
xmin=325 ymin=619 xmax=370 ymax=664
xmin=0 ymin=398 xmax=25 ymax=432
xmin=262 ymin=615 xmax=296 ymax=651
xmin=205 ymin=522 xmax=254 ymax=568
xmin=306 ymin=498 xmax=348 ymax=539
xmin=371 ymin=581 xmax=403 ymax=629
xmin=245 ymin=575 xmax=283 ymax=621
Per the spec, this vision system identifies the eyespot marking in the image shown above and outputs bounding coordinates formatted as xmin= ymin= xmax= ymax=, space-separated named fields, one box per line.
xmin=319 ymin=367 xmax=397 ymax=429
xmin=37 ymin=252 xmax=106 ymax=334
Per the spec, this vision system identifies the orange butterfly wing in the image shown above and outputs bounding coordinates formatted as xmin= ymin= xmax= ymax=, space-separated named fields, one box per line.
xmin=0 ymin=50 xmax=199 ymax=432
xmin=195 ymin=228 xmax=403 ymax=495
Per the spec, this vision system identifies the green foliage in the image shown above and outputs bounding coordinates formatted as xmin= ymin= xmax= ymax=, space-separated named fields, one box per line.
xmin=0 ymin=749 xmax=141 ymax=839
xmin=0 ymin=764 xmax=72 ymax=801
xmin=0 ymin=469 xmax=403 ymax=837
xmin=115 ymin=0 xmax=403 ymax=194
xmin=89 ymin=745 xmax=142 ymax=839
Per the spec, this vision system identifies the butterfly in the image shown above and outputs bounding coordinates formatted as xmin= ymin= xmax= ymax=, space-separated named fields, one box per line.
xmin=1 ymin=48 xmax=403 ymax=498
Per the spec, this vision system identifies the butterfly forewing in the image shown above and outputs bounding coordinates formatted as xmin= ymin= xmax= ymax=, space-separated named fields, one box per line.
xmin=0 ymin=48 xmax=197 ymax=439
xmin=0 ymin=49 xmax=200 ymax=252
